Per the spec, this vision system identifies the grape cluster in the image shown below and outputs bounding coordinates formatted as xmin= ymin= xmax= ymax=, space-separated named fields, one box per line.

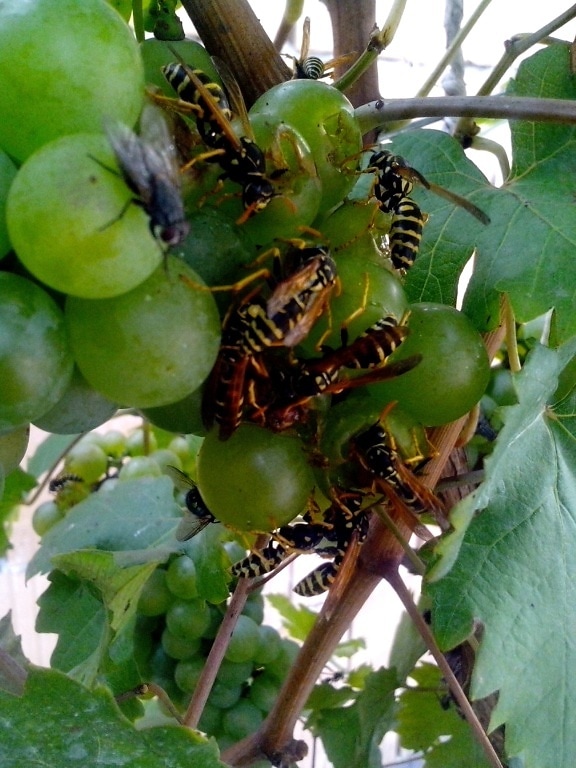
xmin=1 ymin=0 xmax=493 ymax=717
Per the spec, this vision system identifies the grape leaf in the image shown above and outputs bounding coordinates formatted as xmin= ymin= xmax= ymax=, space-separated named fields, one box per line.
xmin=26 ymin=432 xmax=80 ymax=478
xmin=267 ymin=593 xmax=318 ymax=640
xmin=386 ymin=128 xmax=495 ymax=308
xmin=396 ymin=663 xmax=491 ymax=768
xmin=0 ymin=467 xmax=35 ymax=555
xmin=463 ymin=44 xmax=576 ymax=342
xmin=306 ymin=667 xmax=398 ymax=768
xmin=428 ymin=339 xmax=576 ymax=768
xmin=27 ymin=475 xmax=181 ymax=577
xmin=0 ymin=667 xmax=226 ymax=767
xmin=184 ymin=525 xmax=231 ymax=604
xmin=0 ymin=613 xmax=28 ymax=695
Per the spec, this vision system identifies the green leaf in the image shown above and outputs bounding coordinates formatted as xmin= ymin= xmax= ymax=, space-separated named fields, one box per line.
xmin=428 ymin=339 xmax=576 ymax=768
xmin=0 ymin=468 xmax=36 ymax=556
xmin=0 ymin=614 xmax=28 ymax=696
xmin=308 ymin=667 xmax=398 ymax=768
xmin=184 ymin=525 xmax=231 ymax=604
xmin=0 ymin=667 xmax=226 ymax=767
xmin=386 ymin=129 xmax=495 ymax=308
xmin=267 ymin=593 xmax=318 ymax=640
xmin=463 ymin=44 xmax=576 ymax=342
xmin=396 ymin=663 xmax=491 ymax=768
xmin=27 ymin=476 xmax=181 ymax=577
xmin=26 ymin=432 xmax=80 ymax=478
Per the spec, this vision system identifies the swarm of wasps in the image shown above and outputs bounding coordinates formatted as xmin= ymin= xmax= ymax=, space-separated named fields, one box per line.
xmin=102 ymin=30 xmax=487 ymax=597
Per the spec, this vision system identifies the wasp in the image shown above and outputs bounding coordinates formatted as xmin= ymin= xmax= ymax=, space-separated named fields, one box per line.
xmin=289 ymin=17 xmax=356 ymax=81
xmin=166 ymin=466 xmax=218 ymax=541
xmin=160 ymin=52 xmax=281 ymax=221
xmin=203 ymin=246 xmax=336 ymax=439
xmin=231 ymin=490 xmax=368 ymax=597
xmin=349 ymin=421 xmax=446 ymax=535
xmin=366 ymin=149 xmax=489 ymax=270
xmin=102 ymin=103 xmax=190 ymax=247
xmin=264 ymin=315 xmax=419 ymax=431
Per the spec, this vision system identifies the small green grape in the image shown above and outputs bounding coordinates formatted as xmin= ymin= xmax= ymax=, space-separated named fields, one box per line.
xmin=221 ymin=699 xmax=263 ymax=740
xmin=118 ymin=456 xmax=163 ymax=481
xmin=64 ymin=441 xmax=108 ymax=484
xmin=161 ymin=627 xmax=201 ymax=661
xmin=138 ymin=569 xmax=173 ymax=617
xmin=174 ymin=657 xmax=206 ymax=694
xmin=216 ymin=659 xmax=254 ymax=688
xmin=166 ymin=598 xmax=211 ymax=640
xmin=165 ymin=555 xmax=199 ymax=600
xmin=249 ymin=674 xmax=280 ymax=713
xmin=224 ymin=615 xmax=261 ymax=664
xmin=32 ymin=500 xmax=65 ymax=536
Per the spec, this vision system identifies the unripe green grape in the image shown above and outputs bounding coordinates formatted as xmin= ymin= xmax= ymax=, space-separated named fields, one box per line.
xmin=207 ymin=680 xmax=243 ymax=710
xmin=366 ymin=302 xmax=491 ymax=426
xmin=63 ymin=442 xmax=108 ymax=485
xmin=97 ymin=429 xmax=127 ymax=459
xmin=224 ymin=615 xmax=261 ymax=664
xmin=216 ymin=659 xmax=254 ymax=688
xmin=265 ymin=639 xmax=300 ymax=681
xmin=0 ymin=0 xmax=144 ymax=162
xmin=0 ymin=149 xmax=17 ymax=259
xmin=141 ymin=385 xmax=206 ymax=437
xmin=0 ymin=272 xmax=74 ymax=431
xmin=0 ymin=424 xmax=29 ymax=476
xmin=168 ymin=436 xmax=193 ymax=465
xmin=118 ymin=455 xmax=163 ymax=481
xmin=221 ymin=699 xmax=263 ymax=740
xmin=165 ymin=555 xmax=198 ymax=600
xmin=32 ymin=500 xmax=65 ymax=537
xmin=197 ymin=425 xmax=315 ymax=533
xmin=150 ymin=449 xmax=183 ymax=475
xmin=138 ymin=568 xmax=173 ymax=617
xmin=161 ymin=627 xmax=201 ymax=661
xmin=174 ymin=656 xmax=206 ymax=694
xmin=253 ymin=625 xmax=283 ymax=666
xmin=249 ymin=674 xmax=280 ymax=713
xmin=8 ymin=133 xmax=163 ymax=299
xmin=32 ymin=367 xmax=117 ymax=435
xmin=65 ymin=257 xmax=221 ymax=409
xmin=125 ymin=429 xmax=158 ymax=457
xmin=166 ymin=598 xmax=211 ymax=640
xmin=198 ymin=701 xmax=223 ymax=735
xmin=249 ymin=80 xmax=362 ymax=214
xmin=242 ymin=592 xmax=265 ymax=626
xmin=202 ymin=604 xmax=225 ymax=640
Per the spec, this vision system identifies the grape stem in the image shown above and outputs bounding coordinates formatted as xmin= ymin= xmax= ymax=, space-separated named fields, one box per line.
xmin=355 ymin=94 xmax=576 ymax=135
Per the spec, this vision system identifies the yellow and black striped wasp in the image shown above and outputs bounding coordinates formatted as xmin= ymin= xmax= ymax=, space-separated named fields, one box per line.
xmin=159 ymin=49 xmax=283 ymax=222
xmin=231 ymin=489 xmax=369 ymax=597
xmin=166 ymin=466 xmax=218 ymax=541
xmin=102 ymin=103 xmax=190 ymax=247
xmin=366 ymin=149 xmax=490 ymax=270
xmin=289 ymin=16 xmax=356 ymax=81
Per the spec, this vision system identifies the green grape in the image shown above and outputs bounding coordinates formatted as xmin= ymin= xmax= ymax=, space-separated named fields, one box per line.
xmin=118 ymin=455 xmax=163 ymax=481
xmin=65 ymin=256 xmax=221 ymax=408
xmin=0 ymin=0 xmax=143 ymax=162
xmin=32 ymin=500 xmax=65 ymax=537
xmin=150 ymin=449 xmax=183 ymax=475
xmin=197 ymin=701 xmax=223 ymax=735
xmin=63 ymin=441 xmax=108 ymax=484
xmin=174 ymin=656 xmax=206 ymax=694
xmin=265 ymin=638 xmax=300 ymax=681
xmin=166 ymin=598 xmax=211 ymax=640
xmin=202 ymin=604 xmax=226 ymax=640
xmin=221 ymin=699 xmax=263 ymax=740
xmin=207 ymin=680 xmax=242 ymax=710
xmin=32 ymin=366 xmax=117 ymax=434
xmin=140 ymin=38 xmax=221 ymax=97
xmin=7 ymin=133 xmax=163 ymax=298
xmin=224 ymin=614 xmax=261 ymax=664
xmin=253 ymin=625 xmax=283 ymax=666
xmin=97 ymin=429 xmax=127 ymax=459
xmin=161 ymin=627 xmax=201 ymax=661
xmin=197 ymin=425 xmax=316 ymax=532
xmin=228 ymin=118 xmax=322 ymax=246
xmin=165 ymin=554 xmax=199 ymax=600
xmin=487 ymin=367 xmax=517 ymax=407
xmin=168 ymin=436 xmax=193 ymax=465
xmin=0 ymin=273 xmax=74 ymax=431
xmin=0 ymin=148 xmax=17 ymax=259
xmin=125 ymin=429 xmax=159 ymax=457
xmin=141 ymin=385 xmax=206 ymax=436
xmin=249 ymin=80 xmax=362 ymax=214
xmin=138 ymin=568 xmax=173 ymax=617
xmin=216 ymin=659 xmax=254 ymax=688
xmin=366 ymin=302 xmax=491 ymax=426
xmin=0 ymin=424 xmax=29 ymax=476
xmin=242 ymin=592 xmax=265 ymax=626
xmin=249 ymin=674 xmax=280 ymax=713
